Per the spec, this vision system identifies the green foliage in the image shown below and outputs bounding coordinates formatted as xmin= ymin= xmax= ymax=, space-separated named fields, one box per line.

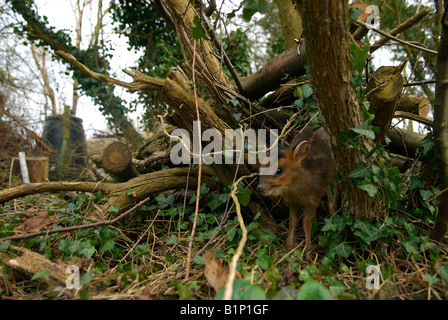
xmin=296 ymin=280 xmax=332 ymax=300
xmin=215 ymin=279 xmax=266 ymax=300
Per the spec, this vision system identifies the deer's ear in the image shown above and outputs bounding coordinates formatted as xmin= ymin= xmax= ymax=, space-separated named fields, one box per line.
xmin=293 ymin=141 xmax=309 ymax=161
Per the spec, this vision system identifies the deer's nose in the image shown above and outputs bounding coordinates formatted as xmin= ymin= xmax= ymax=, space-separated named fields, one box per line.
xmin=257 ymin=184 xmax=265 ymax=193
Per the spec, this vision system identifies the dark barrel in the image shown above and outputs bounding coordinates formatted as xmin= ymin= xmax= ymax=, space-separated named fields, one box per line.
xmin=42 ymin=115 xmax=87 ymax=171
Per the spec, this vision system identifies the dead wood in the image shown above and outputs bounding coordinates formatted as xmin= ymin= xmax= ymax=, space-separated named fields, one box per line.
xmin=396 ymin=94 xmax=430 ymax=120
xmin=367 ymin=64 xmax=406 ymax=142
xmin=387 ymin=126 xmax=426 ymax=158
xmin=101 ymin=141 xmax=136 ymax=182
xmin=0 ymin=245 xmax=67 ymax=287
xmin=0 ymin=167 xmax=217 ymax=214
xmin=239 ymin=42 xmax=307 ymax=100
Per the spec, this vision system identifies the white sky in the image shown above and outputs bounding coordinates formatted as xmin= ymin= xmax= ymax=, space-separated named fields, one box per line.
xmin=34 ymin=0 xmax=142 ymax=138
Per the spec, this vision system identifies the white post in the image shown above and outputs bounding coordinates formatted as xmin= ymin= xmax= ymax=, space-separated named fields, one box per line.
xmin=18 ymin=151 xmax=30 ymax=184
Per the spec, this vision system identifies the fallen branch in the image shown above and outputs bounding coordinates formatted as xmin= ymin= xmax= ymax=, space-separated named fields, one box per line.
xmin=394 ymin=111 xmax=433 ymax=127
xmin=0 ymin=245 xmax=68 ymax=287
xmin=0 ymin=167 xmax=217 ymax=214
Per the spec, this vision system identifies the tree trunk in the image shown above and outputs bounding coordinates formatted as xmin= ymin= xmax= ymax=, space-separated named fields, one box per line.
xmin=431 ymin=1 xmax=448 ymax=242
xmin=277 ymin=0 xmax=303 ymax=49
xmin=296 ymin=0 xmax=379 ymax=218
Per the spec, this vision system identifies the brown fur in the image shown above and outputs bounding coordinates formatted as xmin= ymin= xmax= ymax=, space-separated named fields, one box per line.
xmin=257 ymin=126 xmax=337 ymax=251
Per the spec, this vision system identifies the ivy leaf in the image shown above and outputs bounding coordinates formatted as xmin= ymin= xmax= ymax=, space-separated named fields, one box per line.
xmin=339 ymin=130 xmax=359 ymax=149
xmin=167 ymin=234 xmax=178 ymax=245
xmin=272 ymin=287 xmax=299 ymax=300
xmin=425 ymin=274 xmax=439 ymax=286
xmin=99 ymin=239 xmax=115 ymax=253
xmin=237 ymin=188 xmax=252 ymax=207
xmin=215 ymin=280 xmax=266 ymax=300
xmin=155 ymin=193 xmax=175 ymax=209
xmin=329 ymin=241 xmax=353 ymax=258
xmin=357 ymin=178 xmax=378 ymax=197
xmin=107 ymin=204 xmax=119 ymax=213
xmin=350 ymin=44 xmax=370 ymax=74
xmin=296 ymin=280 xmax=333 ymax=300
xmin=0 ymin=240 xmax=10 ymax=251
xmin=31 ymin=268 xmax=50 ymax=281
xmin=351 ymin=123 xmax=376 ymax=140
xmin=192 ymin=16 xmax=209 ymax=40
xmin=255 ymin=254 xmax=274 ymax=270
xmin=352 ymin=220 xmax=384 ymax=244
xmin=321 ymin=214 xmax=347 ymax=232
xmin=348 ymin=162 xmax=371 ymax=179
xmin=301 ymin=84 xmax=313 ymax=99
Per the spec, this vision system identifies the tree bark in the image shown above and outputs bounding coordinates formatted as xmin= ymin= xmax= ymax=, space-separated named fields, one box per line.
xmin=0 ymin=167 xmax=217 ymax=214
xmin=277 ymin=0 xmax=303 ymax=49
xmin=431 ymin=1 xmax=448 ymax=242
xmin=296 ymin=0 xmax=379 ymax=218
xmin=239 ymin=42 xmax=307 ymax=100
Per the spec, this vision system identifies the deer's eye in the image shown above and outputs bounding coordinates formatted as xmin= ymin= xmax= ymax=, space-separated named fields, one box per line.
xmin=275 ymin=168 xmax=283 ymax=176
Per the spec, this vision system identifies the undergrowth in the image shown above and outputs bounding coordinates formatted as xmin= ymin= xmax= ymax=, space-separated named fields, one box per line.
xmin=0 ymin=164 xmax=448 ymax=300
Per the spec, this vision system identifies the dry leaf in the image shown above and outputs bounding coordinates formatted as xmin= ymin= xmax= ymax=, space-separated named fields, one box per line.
xmin=16 ymin=210 xmax=58 ymax=233
xmin=137 ymin=284 xmax=162 ymax=300
xmin=204 ymin=249 xmax=240 ymax=292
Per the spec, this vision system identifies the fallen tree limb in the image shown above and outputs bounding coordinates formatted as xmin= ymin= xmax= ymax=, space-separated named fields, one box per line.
xmin=0 ymin=245 xmax=67 ymax=287
xmin=0 ymin=167 xmax=217 ymax=214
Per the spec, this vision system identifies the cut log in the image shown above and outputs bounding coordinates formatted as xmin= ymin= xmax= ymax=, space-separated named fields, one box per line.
xmin=387 ymin=126 xmax=426 ymax=158
xmin=367 ymin=64 xmax=405 ymax=142
xmin=396 ymin=94 xmax=430 ymax=118
xmin=101 ymin=142 xmax=136 ymax=182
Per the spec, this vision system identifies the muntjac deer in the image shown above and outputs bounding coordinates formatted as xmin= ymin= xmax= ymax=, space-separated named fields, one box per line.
xmin=257 ymin=126 xmax=337 ymax=251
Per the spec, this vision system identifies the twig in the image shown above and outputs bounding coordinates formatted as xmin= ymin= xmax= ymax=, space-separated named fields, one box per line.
xmin=55 ymin=50 xmax=165 ymax=92
xmin=354 ymin=20 xmax=437 ymax=55
xmin=394 ymin=111 xmax=433 ymax=127
xmin=223 ymin=172 xmax=258 ymax=300
xmin=369 ymin=8 xmax=432 ymax=53
xmin=201 ymin=12 xmax=244 ymax=94
xmin=404 ymin=80 xmax=436 ymax=87
xmin=0 ymin=196 xmax=152 ymax=243
xmin=185 ymin=39 xmax=202 ymax=281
